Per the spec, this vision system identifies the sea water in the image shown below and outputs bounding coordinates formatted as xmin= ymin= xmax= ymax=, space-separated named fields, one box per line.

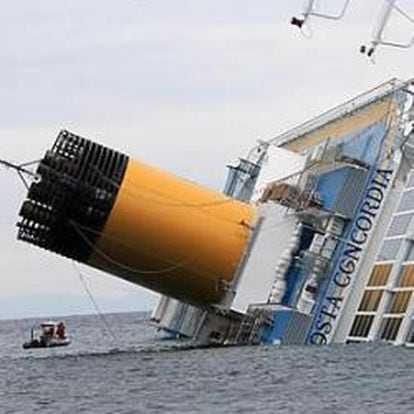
xmin=0 ymin=312 xmax=412 ymax=413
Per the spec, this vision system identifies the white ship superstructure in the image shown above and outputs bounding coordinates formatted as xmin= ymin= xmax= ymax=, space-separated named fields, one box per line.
xmin=152 ymin=78 xmax=414 ymax=347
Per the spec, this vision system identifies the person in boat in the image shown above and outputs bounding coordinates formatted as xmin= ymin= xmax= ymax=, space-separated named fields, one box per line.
xmin=23 ymin=321 xmax=70 ymax=349
xmin=56 ymin=322 xmax=67 ymax=340
xmin=40 ymin=324 xmax=54 ymax=346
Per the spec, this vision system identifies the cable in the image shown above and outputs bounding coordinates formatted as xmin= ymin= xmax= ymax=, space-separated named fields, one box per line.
xmin=70 ymin=204 xmax=253 ymax=255
xmin=72 ymin=261 xmax=121 ymax=345
xmin=0 ymin=158 xmax=41 ymax=189
xmin=70 ymin=221 xmax=193 ymax=276
xmin=88 ymin=162 xmax=239 ymax=209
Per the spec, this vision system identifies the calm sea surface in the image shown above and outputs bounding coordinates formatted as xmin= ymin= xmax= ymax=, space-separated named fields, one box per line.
xmin=0 ymin=312 xmax=413 ymax=414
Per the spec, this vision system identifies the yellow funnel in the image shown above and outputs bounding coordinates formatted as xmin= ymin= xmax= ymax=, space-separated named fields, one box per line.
xmin=17 ymin=130 xmax=256 ymax=306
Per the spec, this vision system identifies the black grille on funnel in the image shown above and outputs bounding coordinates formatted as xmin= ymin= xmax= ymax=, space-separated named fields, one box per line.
xmin=17 ymin=130 xmax=128 ymax=262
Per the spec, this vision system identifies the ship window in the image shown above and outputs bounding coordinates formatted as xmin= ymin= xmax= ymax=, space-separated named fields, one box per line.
xmin=398 ymin=189 xmax=414 ymax=212
xmin=406 ymin=171 xmax=414 ymax=189
xmin=349 ymin=315 xmax=374 ymax=338
xmin=387 ymin=213 xmax=413 ymax=237
xmin=377 ymin=239 xmax=402 ymax=261
xmin=387 ymin=291 xmax=412 ymax=314
xmin=346 ymin=339 xmax=363 ymax=344
xmin=379 ymin=316 xmax=403 ymax=341
xmin=358 ymin=290 xmax=384 ymax=312
xmin=397 ymin=265 xmax=414 ymax=287
xmin=405 ymin=320 xmax=414 ymax=343
xmin=405 ymin=246 xmax=414 ymax=263
xmin=367 ymin=264 xmax=392 ymax=286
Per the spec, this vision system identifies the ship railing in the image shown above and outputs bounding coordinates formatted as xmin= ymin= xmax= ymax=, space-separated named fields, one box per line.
xmin=267 ymin=77 xmax=409 ymax=148
xmin=235 ymin=308 xmax=273 ymax=346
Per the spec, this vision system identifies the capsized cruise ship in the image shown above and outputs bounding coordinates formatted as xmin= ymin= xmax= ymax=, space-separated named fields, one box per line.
xmin=16 ymin=78 xmax=414 ymax=347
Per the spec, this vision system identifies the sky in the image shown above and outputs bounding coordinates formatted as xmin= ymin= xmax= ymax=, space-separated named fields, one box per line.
xmin=1 ymin=0 xmax=414 ymax=319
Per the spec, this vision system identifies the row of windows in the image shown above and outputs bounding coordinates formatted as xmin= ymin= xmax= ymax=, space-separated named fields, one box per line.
xmin=356 ymin=290 xmax=412 ymax=317
xmin=347 ymin=172 xmax=414 ymax=341
xmin=377 ymin=241 xmax=414 ymax=263
xmin=367 ymin=265 xmax=392 ymax=286
xmin=353 ymin=266 xmax=414 ymax=337
xmin=377 ymin=238 xmax=414 ymax=263
xmin=349 ymin=314 xmax=404 ymax=341
xmin=367 ymin=265 xmax=414 ymax=288
xmin=350 ymin=288 xmax=413 ymax=340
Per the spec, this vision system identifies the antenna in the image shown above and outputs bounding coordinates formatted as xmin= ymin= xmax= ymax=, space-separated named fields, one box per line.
xmin=361 ymin=0 xmax=414 ymax=58
xmin=291 ymin=0 xmax=414 ymax=57
xmin=291 ymin=0 xmax=351 ymax=29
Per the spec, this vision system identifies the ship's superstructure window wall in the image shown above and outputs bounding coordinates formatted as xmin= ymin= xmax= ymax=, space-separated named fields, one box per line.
xmin=347 ymin=170 xmax=414 ymax=344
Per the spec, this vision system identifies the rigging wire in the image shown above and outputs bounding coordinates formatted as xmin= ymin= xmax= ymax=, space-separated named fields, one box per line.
xmin=0 ymin=159 xmax=41 ymax=189
xmin=70 ymin=221 xmax=194 ymax=276
xmin=70 ymin=213 xmax=253 ymax=270
xmin=88 ymin=162 xmax=242 ymax=209
xmin=72 ymin=261 xmax=121 ymax=345
xmin=83 ymin=147 xmax=266 ymax=211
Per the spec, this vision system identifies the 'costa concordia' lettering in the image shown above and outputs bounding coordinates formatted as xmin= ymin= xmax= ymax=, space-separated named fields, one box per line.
xmin=16 ymin=78 xmax=414 ymax=347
